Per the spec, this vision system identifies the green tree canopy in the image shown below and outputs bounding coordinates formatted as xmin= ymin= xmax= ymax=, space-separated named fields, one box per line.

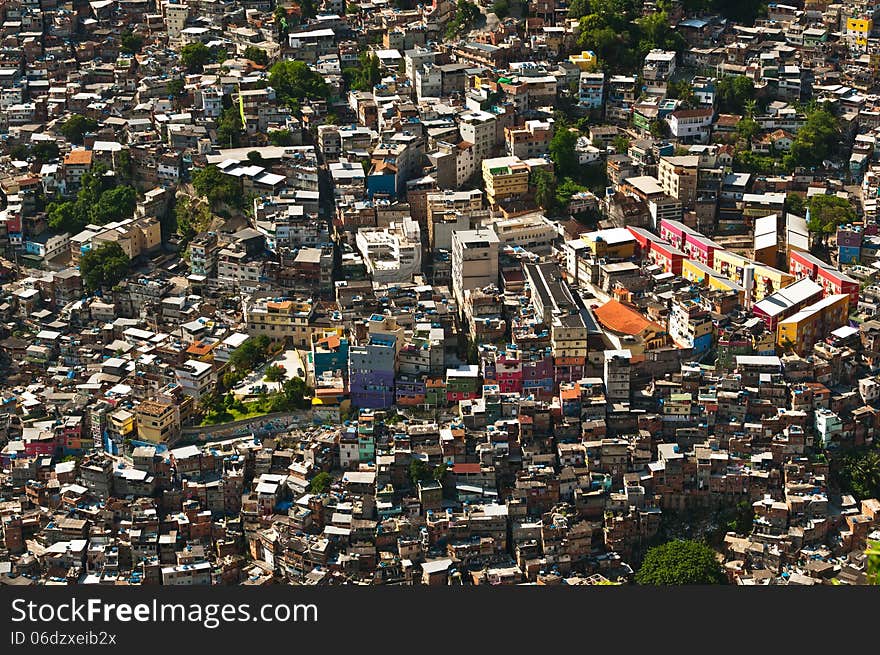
xmin=268 ymin=129 xmax=295 ymax=146
xmin=269 ymin=60 xmax=330 ymax=111
xmin=217 ymin=104 xmax=244 ymax=148
xmin=309 ymin=471 xmax=332 ymax=493
xmin=568 ymin=0 xmax=591 ymax=18
xmin=243 ymin=46 xmax=269 ymax=66
xmin=264 ymin=364 xmax=287 ymax=382
xmin=491 ymin=0 xmax=509 ymax=17
xmin=716 ymin=75 xmax=755 ymax=115
xmin=806 ymin=194 xmax=855 ymax=238
xmin=90 ymin=185 xmax=137 ymax=225
xmin=80 ymin=242 xmax=131 ymax=292
xmin=230 ymin=335 xmax=272 ymax=373
xmin=173 ymin=195 xmax=213 ymax=243
xmin=785 ymin=106 xmax=839 ymax=170
xmin=833 ymin=449 xmax=880 ymax=501
xmin=531 ymin=167 xmax=557 ymax=212
xmin=192 ymin=165 xmax=244 ymax=210
xmin=636 ymin=540 xmax=726 ymax=585
xmin=343 ymin=52 xmax=381 ymax=92
xmin=120 ymin=30 xmax=144 ymax=55
xmin=180 ymin=42 xmax=212 ymax=73
xmin=549 ymin=128 xmax=579 ymax=178
xmin=735 ymin=117 xmax=760 ymax=143
xmin=446 ymin=0 xmax=481 ymax=39
xmin=784 ymin=192 xmax=805 ymax=216
xmin=59 ymin=114 xmax=99 ymax=145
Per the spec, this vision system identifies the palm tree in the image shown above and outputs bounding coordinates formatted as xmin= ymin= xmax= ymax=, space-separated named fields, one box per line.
xmin=744 ymin=99 xmax=757 ymax=119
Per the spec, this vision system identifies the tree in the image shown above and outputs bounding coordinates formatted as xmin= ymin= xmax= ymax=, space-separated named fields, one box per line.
xmin=806 ymin=194 xmax=855 ymax=245
xmin=532 ymin=168 xmax=557 ymax=212
xmin=649 ymin=119 xmax=668 ymax=138
xmin=217 ymin=105 xmax=244 ymax=148
xmin=716 ymin=75 xmax=755 ymax=114
xmin=120 ymin=30 xmax=144 ymax=55
xmin=635 ymin=10 xmax=685 ymax=59
xmin=549 ymin=128 xmax=579 ymax=178
xmin=80 ymin=243 xmax=131 ymax=292
xmin=785 ymin=106 xmax=838 ymax=170
xmin=243 ymin=46 xmax=269 ymax=66
xmin=785 ymin=192 xmax=805 ymax=216
xmin=59 ymin=114 xmax=98 ymax=145
xmin=343 ymin=52 xmax=381 ymax=92
xmin=612 ymin=134 xmax=630 ymax=155
xmin=269 ymin=60 xmax=330 ymax=111
xmin=274 ymin=6 xmax=291 ymax=39
xmin=568 ymin=0 xmax=591 ymax=18
xmin=491 ymin=0 xmax=509 ymax=17
xmin=735 ymin=117 xmax=760 ymax=144
xmin=833 ymin=449 xmax=880 ymax=501
xmin=230 ymin=335 xmax=272 ymax=373
xmin=269 ymin=129 xmax=295 ymax=146
xmin=264 ymin=364 xmax=287 ymax=382
xmin=32 ymin=141 xmax=60 ymax=162
xmin=713 ymin=0 xmax=766 ymax=24
xmin=174 ymin=195 xmax=213 ymax=242
xmin=166 ymin=78 xmax=185 ymax=98
xmin=409 ymin=458 xmax=433 ymax=486
xmin=180 ymin=42 xmax=212 ymax=73
xmin=556 ymin=177 xmax=588 ymax=213
xmin=446 ymin=0 xmax=480 ymax=39
xmin=192 ymin=165 xmax=243 ymax=210
xmin=280 ymin=377 xmax=311 ymax=410
xmin=48 ymin=200 xmax=88 ymax=234
xmin=309 ymin=472 xmax=332 ymax=493
xmin=636 ymin=540 xmax=726 ymax=585
xmin=666 ymin=80 xmax=695 ymax=106
xmin=90 ymin=185 xmax=136 ymax=224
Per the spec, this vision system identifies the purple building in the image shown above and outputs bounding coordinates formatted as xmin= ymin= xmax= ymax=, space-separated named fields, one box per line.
xmin=521 ymin=346 xmax=555 ymax=399
xmin=349 ymin=334 xmax=396 ymax=409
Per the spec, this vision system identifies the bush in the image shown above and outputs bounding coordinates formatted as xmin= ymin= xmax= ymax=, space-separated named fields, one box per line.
xmin=309 ymin=472 xmax=332 ymax=493
xmin=636 ymin=540 xmax=726 ymax=585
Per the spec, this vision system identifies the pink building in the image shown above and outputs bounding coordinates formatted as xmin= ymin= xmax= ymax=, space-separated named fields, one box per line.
xmin=649 ymin=240 xmax=686 ymax=275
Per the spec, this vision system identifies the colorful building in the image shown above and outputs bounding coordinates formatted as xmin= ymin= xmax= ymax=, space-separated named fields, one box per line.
xmin=648 ymin=240 xmax=686 ymax=275
xmin=777 ymin=294 xmax=849 ymax=355
xmin=395 ymin=376 xmax=427 ymax=406
xmin=713 ymin=249 xmax=794 ymax=304
xmin=789 ymin=249 xmax=860 ymax=306
xmin=581 ymin=228 xmax=637 ymax=260
xmin=752 ymin=277 xmax=824 ymax=331
xmin=349 ymin=334 xmax=396 ymax=409
xmin=446 ymin=365 xmax=482 ymax=403
xmin=311 ymin=328 xmax=349 ymax=379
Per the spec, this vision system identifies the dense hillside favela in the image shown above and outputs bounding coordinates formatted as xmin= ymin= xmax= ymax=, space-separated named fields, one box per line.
xmin=2 ymin=0 xmax=880 ymax=588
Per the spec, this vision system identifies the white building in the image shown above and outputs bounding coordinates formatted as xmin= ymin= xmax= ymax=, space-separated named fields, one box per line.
xmin=355 ymin=218 xmax=422 ymax=283
xmin=452 ymin=228 xmax=500 ymax=308
xmin=458 ymin=110 xmax=497 ymax=165
xmin=175 ymin=359 xmax=215 ymax=400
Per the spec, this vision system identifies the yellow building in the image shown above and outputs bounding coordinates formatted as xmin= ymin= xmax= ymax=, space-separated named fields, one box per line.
xmin=90 ymin=216 xmax=163 ymax=260
xmin=244 ymin=297 xmax=315 ymax=347
xmin=707 ymin=274 xmax=746 ymax=305
xmin=569 ymin=50 xmax=598 ymax=71
xmin=682 ymin=259 xmax=714 ymax=285
xmin=712 ymin=250 xmax=793 ymax=303
xmin=581 ymin=228 xmax=636 ymax=260
xmin=109 ymin=408 xmax=135 ymax=437
xmin=135 ymin=399 xmax=181 ymax=444
xmin=846 ymin=17 xmax=873 ymax=48
xmin=482 ymin=156 xmax=530 ymax=205
xmin=777 ymin=293 xmax=849 ymax=355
